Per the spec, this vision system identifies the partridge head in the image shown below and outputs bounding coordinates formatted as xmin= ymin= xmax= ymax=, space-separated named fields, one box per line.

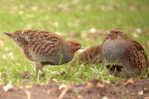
xmin=101 ymin=30 xmax=148 ymax=77
xmin=5 ymin=30 xmax=81 ymax=74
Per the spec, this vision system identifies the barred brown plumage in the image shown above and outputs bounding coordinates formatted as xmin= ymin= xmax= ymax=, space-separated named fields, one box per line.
xmin=4 ymin=30 xmax=81 ymax=75
xmin=79 ymin=45 xmax=102 ymax=64
xmin=101 ymin=30 xmax=148 ymax=77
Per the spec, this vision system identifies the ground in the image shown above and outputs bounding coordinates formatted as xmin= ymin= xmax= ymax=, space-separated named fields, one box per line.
xmin=0 ymin=78 xmax=149 ymax=99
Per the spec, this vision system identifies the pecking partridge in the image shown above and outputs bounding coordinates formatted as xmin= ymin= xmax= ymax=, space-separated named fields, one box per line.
xmin=4 ymin=30 xmax=81 ymax=74
xmin=101 ymin=30 xmax=148 ymax=77
xmin=79 ymin=45 xmax=102 ymax=64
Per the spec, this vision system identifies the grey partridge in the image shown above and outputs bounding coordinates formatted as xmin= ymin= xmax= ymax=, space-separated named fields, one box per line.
xmin=79 ymin=45 xmax=102 ymax=64
xmin=101 ymin=30 xmax=148 ymax=77
xmin=4 ymin=30 xmax=81 ymax=74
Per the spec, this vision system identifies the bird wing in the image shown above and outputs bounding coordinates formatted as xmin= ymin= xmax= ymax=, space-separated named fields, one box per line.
xmin=126 ymin=40 xmax=148 ymax=70
xmin=26 ymin=39 xmax=63 ymax=65
xmin=14 ymin=30 xmax=62 ymax=43
xmin=30 ymin=38 xmax=62 ymax=56
xmin=13 ymin=30 xmax=65 ymax=64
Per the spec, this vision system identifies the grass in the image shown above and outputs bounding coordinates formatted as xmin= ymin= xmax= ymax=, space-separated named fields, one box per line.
xmin=0 ymin=0 xmax=149 ymax=85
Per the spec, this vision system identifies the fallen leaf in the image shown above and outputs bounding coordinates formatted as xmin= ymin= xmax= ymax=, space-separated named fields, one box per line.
xmin=3 ymin=84 xmax=14 ymax=92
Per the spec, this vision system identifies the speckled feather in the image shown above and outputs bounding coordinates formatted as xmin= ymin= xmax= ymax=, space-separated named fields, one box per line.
xmin=126 ymin=40 xmax=148 ymax=71
xmin=79 ymin=45 xmax=102 ymax=64
xmin=8 ymin=30 xmax=64 ymax=60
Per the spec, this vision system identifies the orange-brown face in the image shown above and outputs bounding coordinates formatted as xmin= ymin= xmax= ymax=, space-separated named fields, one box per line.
xmin=107 ymin=30 xmax=123 ymax=40
xmin=67 ymin=41 xmax=81 ymax=53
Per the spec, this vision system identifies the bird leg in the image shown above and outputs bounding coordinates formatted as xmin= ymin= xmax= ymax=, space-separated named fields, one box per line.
xmin=35 ymin=63 xmax=45 ymax=77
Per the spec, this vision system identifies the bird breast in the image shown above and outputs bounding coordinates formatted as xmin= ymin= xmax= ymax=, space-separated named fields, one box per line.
xmin=101 ymin=39 xmax=129 ymax=64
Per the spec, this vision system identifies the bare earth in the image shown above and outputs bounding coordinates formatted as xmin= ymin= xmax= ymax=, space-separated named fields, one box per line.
xmin=0 ymin=78 xmax=149 ymax=99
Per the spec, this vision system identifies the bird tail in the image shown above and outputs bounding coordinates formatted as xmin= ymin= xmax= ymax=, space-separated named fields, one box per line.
xmin=4 ymin=32 xmax=14 ymax=38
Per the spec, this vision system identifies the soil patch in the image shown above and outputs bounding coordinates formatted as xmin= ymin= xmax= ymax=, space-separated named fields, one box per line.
xmin=0 ymin=79 xmax=149 ymax=99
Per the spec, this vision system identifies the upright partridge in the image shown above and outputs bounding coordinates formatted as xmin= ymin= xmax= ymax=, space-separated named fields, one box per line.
xmin=5 ymin=30 xmax=81 ymax=74
xmin=79 ymin=45 xmax=102 ymax=64
xmin=101 ymin=30 xmax=148 ymax=77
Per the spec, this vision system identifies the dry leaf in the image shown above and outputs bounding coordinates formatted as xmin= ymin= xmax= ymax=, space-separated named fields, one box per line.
xmin=3 ymin=84 xmax=14 ymax=92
